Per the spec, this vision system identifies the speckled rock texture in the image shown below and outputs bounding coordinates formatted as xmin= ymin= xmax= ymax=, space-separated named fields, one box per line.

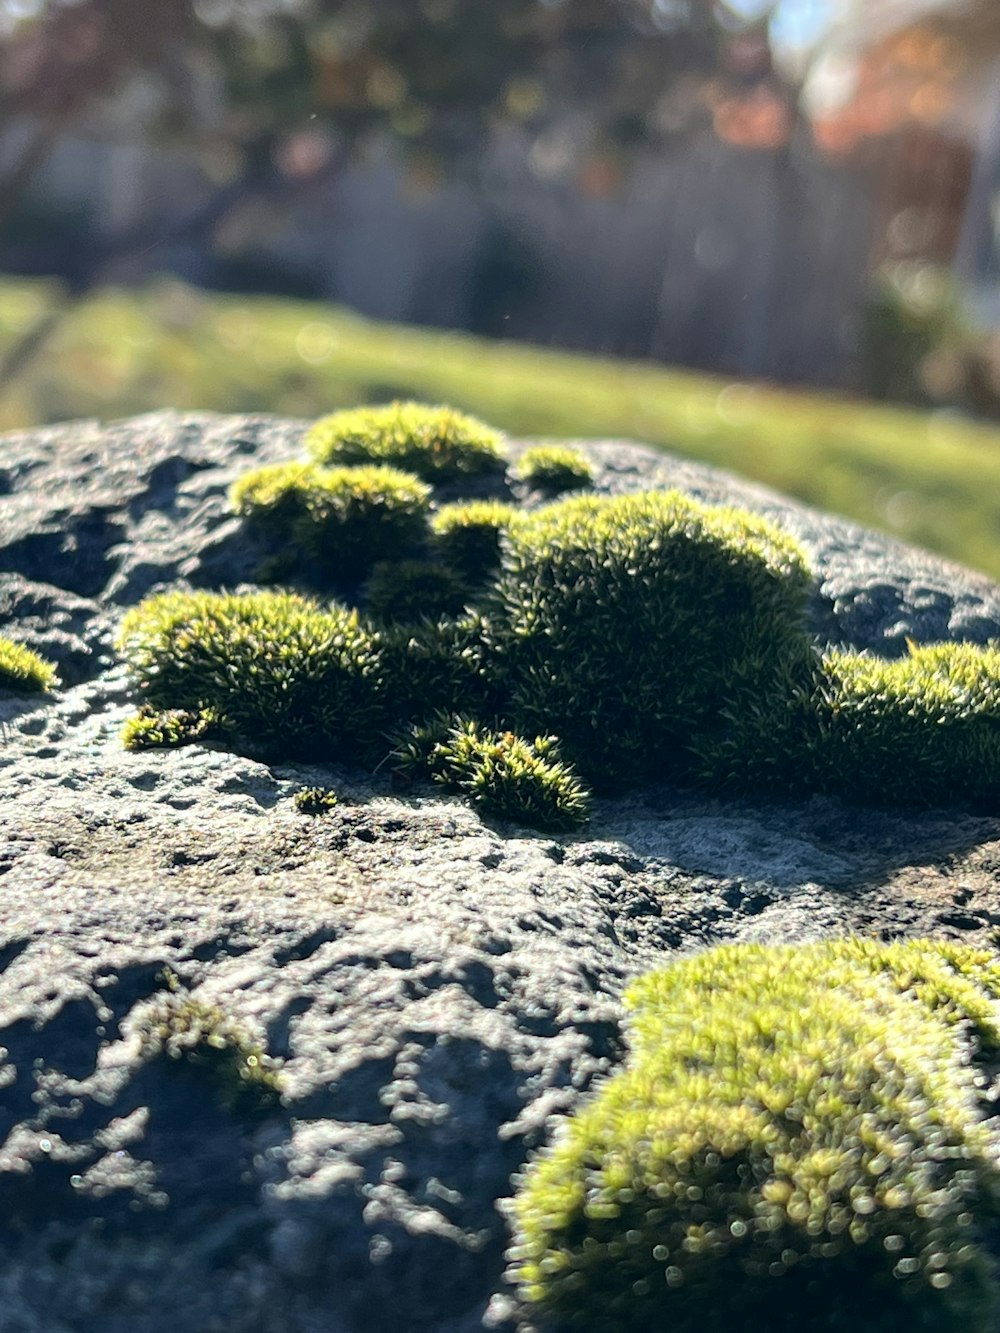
xmin=3 ymin=411 xmax=1000 ymax=1333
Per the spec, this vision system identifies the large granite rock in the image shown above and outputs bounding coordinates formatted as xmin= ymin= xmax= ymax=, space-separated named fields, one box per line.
xmin=2 ymin=411 xmax=1000 ymax=1333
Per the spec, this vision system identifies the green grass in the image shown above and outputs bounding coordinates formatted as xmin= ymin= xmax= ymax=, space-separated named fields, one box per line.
xmin=4 ymin=275 xmax=1000 ymax=578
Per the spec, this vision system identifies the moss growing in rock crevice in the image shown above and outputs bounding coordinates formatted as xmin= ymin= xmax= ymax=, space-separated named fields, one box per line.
xmin=513 ymin=937 xmax=1000 ymax=1333
xmin=0 ymin=635 xmax=57 ymax=694
xmin=132 ymin=977 xmax=281 ymax=1116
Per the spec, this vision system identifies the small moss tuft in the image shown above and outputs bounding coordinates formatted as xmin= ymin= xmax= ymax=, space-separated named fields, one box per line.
xmin=121 ymin=705 xmax=219 ymax=751
xmin=306 ymin=401 xmax=506 ymax=482
xmin=231 ymin=460 xmax=431 ymax=582
xmin=431 ymin=500 xmax=518 ymax=583
xmin=0 ymin=636 xmax=57 ymax=694
xmin=513 ymin=444 xmax=594 ymax=496
xmin=135 ymin=976 xmax=281 ymax=1116
xmin=118 ymin=589 xmax=386 ymax=762
xmin=364 ymin=558 xmax=471 ymax=625
xmin=294 ymin=784 xmax=339 ymax=815
xmin=395 ymin=715 xmax=590 ymax=830
xmin=514 ymin=937 xmax=1000 ymax=1333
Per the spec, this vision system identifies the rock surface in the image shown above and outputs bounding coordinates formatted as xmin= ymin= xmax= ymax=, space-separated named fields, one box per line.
xmin=2 ymin=410 xmax=1000 ymax=1333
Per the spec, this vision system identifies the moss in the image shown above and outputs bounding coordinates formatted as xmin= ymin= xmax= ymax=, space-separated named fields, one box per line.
xmin=0 ymin=635 xmax=57 ymax=693
xmin=492 ymin=489 xmax=815 ymax=790
xmin=120 ymin=411 xmax=1000 ymax=815
xmin=431 ymin=500 xmax=518 ymax=583
xmin=513 ymin=938 xmax=1000 ymax=1333
xmin=305 ymin=401 xmax=506 ymax=482
xmin=513 ymin=444 xmax=594 ymax=496
xmin=364 ymin=558 xmax=471 ymax=625
xmin=121 ymin=705 xmax=219 ymax=751
xmin=135 ymin=976 xmax=281 ymax=1116
xmin=809 ymin=641 xmax=1000 ymax=809
xmin=378 ymin=613 xmax=500 ymax=725
xmin=294 ymin=784 xmax=339 ymax=814
xmin=395 ymin=715 xmax=590 ymax=830
xmin=117 ymin=589 xmax=386 ymax=762
xmin=231 ymin=460 xmax=431 ymax=582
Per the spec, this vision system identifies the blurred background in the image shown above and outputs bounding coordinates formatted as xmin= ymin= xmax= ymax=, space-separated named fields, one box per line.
xmin=3 ymin=0 xmax=1000 ymax=575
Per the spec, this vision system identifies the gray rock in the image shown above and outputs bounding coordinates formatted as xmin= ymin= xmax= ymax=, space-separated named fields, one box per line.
xmin=2 ymin=410 xmax=1000 ymax=1333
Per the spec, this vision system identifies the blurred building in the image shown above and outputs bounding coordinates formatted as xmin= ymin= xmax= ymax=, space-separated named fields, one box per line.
xmin=807 ymin=0 xmax=1000 ymax=316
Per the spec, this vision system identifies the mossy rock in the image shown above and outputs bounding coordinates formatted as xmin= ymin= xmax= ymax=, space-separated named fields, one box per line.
xmin=513 ymin=937 xmax=1000 ymax=1333
xmin=305 ymin=401 xmax=506 ymax=483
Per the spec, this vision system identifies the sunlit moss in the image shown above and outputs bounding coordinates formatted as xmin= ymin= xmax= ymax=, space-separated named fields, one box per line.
xmin=514 ymin=937 xmax=1000 ymax=1333
xmin=809 ymin=640 xmax=1000 ymax=809
xmin=121 ymin=705 xmax=219 ymax=751
xmin=492 ymin=489 xmax=815 ymax=789
xmin=231 ymin=460 xmax=431 ymax=582
xmin=293 ymin=784 xmax=339 ymax=815
xmin=117 ymin=589 xmax=386 ymax=761
xmin=0 ymin=635 xmax=57 ymax=694
xmin=513 ymin=444 xmax=594 ymax=496
xmin=394 ymin=715 xmax=590 ymax=830
xmin=306 ymin=400 xmax=506 ymax=482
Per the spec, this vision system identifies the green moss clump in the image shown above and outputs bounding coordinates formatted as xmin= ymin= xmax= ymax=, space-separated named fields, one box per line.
xmin=513 ymin=444 xmax=594 ymax=496
xmin=809 ymin=641 xmax=1000 ymax=809
xmin=305 ymin=401 xmax=506 ymax=482
xmin=395 ymin=715 xmax=590 ymax=830
xmin=431 ymin=500 xmax=518 ymax=583
xmin=117 ymin=589 xmax=385 ymax=762
xmin=135 ymin=978 xmax=281 ymax=1115
xmin=364 ymin=559 xmax=470 ymax=625
xmin=514 ymin=937 xmax=1000 ymax=1333
xmin=231 ymin=461 xmax=431 ymax=582
xmin=378 ymin=614 xmax=499 ymax=725
xmin=294 ymin=784 xmax=338 ymax=815
xmin=493 ymin=490 xmax=815 ymax=789
xmin=0 ymin=636 xmax=57 ymax=693
xmin=121 ymin=705 xmax=219 ymax=751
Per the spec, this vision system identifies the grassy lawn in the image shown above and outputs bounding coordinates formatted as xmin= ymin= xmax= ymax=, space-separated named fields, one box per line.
xmin=3 ymin=274 xmax=1000 ymax=580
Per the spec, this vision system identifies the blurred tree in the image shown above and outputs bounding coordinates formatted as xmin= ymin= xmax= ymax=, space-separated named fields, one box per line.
xmin=0 ymin=0 xmax=754 ymax=387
